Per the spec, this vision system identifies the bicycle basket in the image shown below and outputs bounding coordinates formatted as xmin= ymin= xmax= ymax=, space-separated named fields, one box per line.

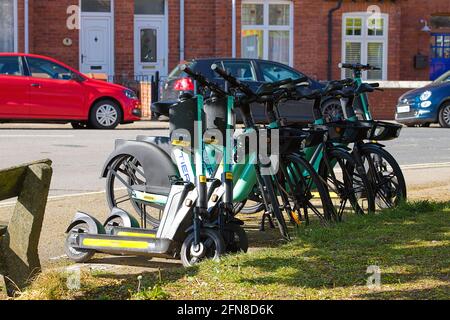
xmin=302 ymin=126 xmax=327 ymax=148
xmin=326 ymin=120 xmax=372 ymax=143
xmin=276 ymin=127 xmax=310 ymax=155
xmin=169 ymin=96 xmax=205 ymax=149
xmin=365 ymin=121 xmax=403 ymax=141
xmin=204 ymin=96 xmax=235 ymax=138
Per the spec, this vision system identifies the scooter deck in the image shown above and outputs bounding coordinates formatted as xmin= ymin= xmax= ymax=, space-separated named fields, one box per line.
xmin=110 ymin=227 xmax=157 ymax=239
xmin=72 ymin=233 xmax=173 ymax=257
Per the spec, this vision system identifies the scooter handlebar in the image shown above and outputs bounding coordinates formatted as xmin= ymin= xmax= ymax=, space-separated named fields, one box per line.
xmin=211 ymin=64 xmax=256 ymax=98
xmin=181 ymin=64 xmax=227 ymax=96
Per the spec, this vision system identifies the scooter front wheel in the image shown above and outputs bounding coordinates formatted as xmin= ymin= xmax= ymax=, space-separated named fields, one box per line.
xmin=180 ymin=229 xmax=225 ymax=267
xmin=65 ymin=222 xmax=95 ymax=263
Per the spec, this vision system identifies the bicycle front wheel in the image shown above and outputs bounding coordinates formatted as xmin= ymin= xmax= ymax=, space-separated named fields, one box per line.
xmin=359 ymin=144 xmax=407 ymax=209
xmin=277 ymin=153 xmax=337 ymax=225
xmin=319 ymin=148 xmax=375 ymax=220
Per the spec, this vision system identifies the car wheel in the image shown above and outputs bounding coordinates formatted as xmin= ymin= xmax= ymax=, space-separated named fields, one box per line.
xmin=438 ymin=103 xmax=450 ymax=128
xmin=89 ymin=100 xmax=122 ymax=129
xmin=71 ymin=122 xmax=88 ymax=129
xmin=321 ymin=99 xmax=343 ymax=122
xmin=151 ymin=112 xmax=161 ymax=121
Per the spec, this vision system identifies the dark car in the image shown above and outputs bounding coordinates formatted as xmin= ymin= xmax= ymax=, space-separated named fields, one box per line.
xmin=396 ymin=71 xmax=450 ymax=128
xmin=152 ymin=58 xmax=330 ymax=124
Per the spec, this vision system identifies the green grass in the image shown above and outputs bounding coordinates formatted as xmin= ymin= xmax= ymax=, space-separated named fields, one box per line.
xmin=20 ymin=201 xmax=450 ymax=300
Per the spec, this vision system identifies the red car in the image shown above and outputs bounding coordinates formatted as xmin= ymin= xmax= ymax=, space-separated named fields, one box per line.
xmin=0 ymin=53 xmax=141 ymax=129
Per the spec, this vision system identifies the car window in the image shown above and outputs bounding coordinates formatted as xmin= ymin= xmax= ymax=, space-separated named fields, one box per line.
xmin=168 ymin=61 xmax=197 ymax=79
xmin=222 ymin=61 xmax=257 ymax=81
xmin=259 ymin=62 xmax=303 ymax=82
xmin=0 ymin=56 xmax=22 ymax=76
xmin=27 ymin=57 xmax=73 ymax=80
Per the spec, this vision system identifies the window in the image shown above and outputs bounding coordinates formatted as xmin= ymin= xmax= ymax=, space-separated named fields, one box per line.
xmin=432 ymin=34 xmax=450 ymax=59
xmin=81 ymin=0 xmax=111 ymax=13
xmin=342 ymin=13 xmax=388 ymax=80
xmin=140 ymin=29 xmax=157 ymax=63
xmin=27 ymin=58 xmax=73 ymax=80
xmin=430 ymin=15 xmax=450 ymax=29
xmin=222 ymin=61 xmax=256 ymax=81
xmin=0 ymin=56 xmax=22 ymax=76
xmin=0 ymin=0 xmax=16 ymax=52
xmin=259 ymin=61 xmax=302 ymax=82
xmin=135 ymin=0 xmax=165 ymax=15
xmin=241 ymin=1 xmax=293 ymax=66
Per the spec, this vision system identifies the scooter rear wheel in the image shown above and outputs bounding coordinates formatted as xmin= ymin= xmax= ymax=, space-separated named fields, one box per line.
xmin=65 ymin=222 xmax=95 ymax=263
xmin=180 ymin=229 xmax=225 ymax=267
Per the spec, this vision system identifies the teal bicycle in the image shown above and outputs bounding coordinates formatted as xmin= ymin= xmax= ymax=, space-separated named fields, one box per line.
xmin=332 ymin=63 xmax=407 ymax=209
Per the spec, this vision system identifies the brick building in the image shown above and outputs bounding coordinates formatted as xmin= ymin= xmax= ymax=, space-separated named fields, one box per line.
xmin=1 ymin=0 xmax=450 ymax=117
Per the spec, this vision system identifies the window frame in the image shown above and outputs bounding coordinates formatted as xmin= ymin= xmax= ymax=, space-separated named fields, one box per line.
xmin=0 ymin=55 xmax=24 ymax=76
xmin=220 ymin=59 xmax=258 ymax=82
xmin=24 ymin=57 xmax=74 ymax=81
xmin=241 ymin=0 xmax=294 ymax=66
xmin=134 ymin=0 xmax=165 ymax=16
xmin=255 ymin=60 xmax=304 ymax=83
xmin=80 ymin=0 xmax=112 ymax=13
xmin=341 ymin=12 xmax=389 ymax=80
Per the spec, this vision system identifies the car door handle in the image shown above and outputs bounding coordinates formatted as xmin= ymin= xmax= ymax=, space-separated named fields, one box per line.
xmin=30 ymin=83 xmax=41 ymax=88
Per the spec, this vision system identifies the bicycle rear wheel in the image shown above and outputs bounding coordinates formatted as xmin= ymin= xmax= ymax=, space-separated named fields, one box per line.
xmin=257 ymin=172 xmax=290 ymax=240
xmin=105 ymin=155 xmax=164 ymax=228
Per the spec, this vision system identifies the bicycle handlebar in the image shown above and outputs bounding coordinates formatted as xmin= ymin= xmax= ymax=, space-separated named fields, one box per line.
xmin=180 ymin=64 xmax=227 ymax=96
xmin=338 ymin=62 xmax=381 ymax=71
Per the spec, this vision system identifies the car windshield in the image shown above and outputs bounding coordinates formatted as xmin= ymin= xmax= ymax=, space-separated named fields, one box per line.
xmin=434 ymin=71 xmax=450 ymax=83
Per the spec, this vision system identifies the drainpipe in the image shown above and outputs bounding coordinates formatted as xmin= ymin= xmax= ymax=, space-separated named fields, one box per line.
xmin=180 ymin=0 xmax=185 ymax=61
xmin=232 ymin=0 xmax=236 ymax=58
xmin=327 ymin=0 xmax=343 ymax=80
xmin=24 ymin=0 xmax=29 ymax=53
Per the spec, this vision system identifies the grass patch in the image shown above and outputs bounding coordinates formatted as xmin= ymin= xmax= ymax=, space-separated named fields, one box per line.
xmin=19 ymin=201 xmax=450 ymax=300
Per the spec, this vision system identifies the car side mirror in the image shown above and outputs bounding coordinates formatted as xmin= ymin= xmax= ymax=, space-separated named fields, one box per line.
xmin=71 ymin=73 xmax=84 ymax=82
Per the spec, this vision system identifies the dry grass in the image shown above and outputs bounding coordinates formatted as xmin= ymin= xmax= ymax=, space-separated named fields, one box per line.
xmin=17 ymin=201 xmax=450 ymax=300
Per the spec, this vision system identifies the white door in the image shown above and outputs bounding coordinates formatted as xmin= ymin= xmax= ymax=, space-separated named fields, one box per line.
xmin=134 ymin=17 xmax=167 ymax=77
xmin=80 ymin=16 xmax=113 ymax=76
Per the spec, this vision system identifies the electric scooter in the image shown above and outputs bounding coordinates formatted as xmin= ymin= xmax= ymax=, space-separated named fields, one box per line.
xmin=64 ymin=76 xmax=239 ymax=267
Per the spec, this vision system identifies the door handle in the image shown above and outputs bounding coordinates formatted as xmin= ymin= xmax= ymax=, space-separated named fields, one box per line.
xmin=30 ymin=83 xmax=41 ymax=88
xmin=81 ymin=54 xmax=86 ymax=64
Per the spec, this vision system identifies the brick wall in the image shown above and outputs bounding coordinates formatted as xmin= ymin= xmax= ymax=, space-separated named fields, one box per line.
xmin=168 ymin=0 xmax=180 ymax=70
xmin=30 ymin=0 xmax=79 ymax=68
xmin=114 ymin=0 xmax=134 ymax=76
xmin=17 ymin=0 xmax=24 ymax=52
xmin=399 ymin=0 xmax=450 ymax=80
xmin=13 ymin=0 xmax=450 ymax=82
xmin=369 ymin=88 xmax=410 ymax=120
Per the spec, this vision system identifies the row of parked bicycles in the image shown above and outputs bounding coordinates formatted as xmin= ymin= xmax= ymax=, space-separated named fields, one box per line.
xmin=65 ymin=63 xmax=406 ymax=267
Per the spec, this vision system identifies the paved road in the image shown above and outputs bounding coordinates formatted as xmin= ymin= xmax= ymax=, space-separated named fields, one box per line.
xmin=0 ymin=122 xmax=449 ymax=198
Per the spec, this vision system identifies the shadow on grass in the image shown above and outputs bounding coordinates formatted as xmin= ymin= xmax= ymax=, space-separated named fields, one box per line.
xmin=26 ymin=201 xmax=449 ymax=300
xmin=357 ymin=284 xmax=450 ymax=300
xmin=228 ymin=201 xmax=450 ymax=298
